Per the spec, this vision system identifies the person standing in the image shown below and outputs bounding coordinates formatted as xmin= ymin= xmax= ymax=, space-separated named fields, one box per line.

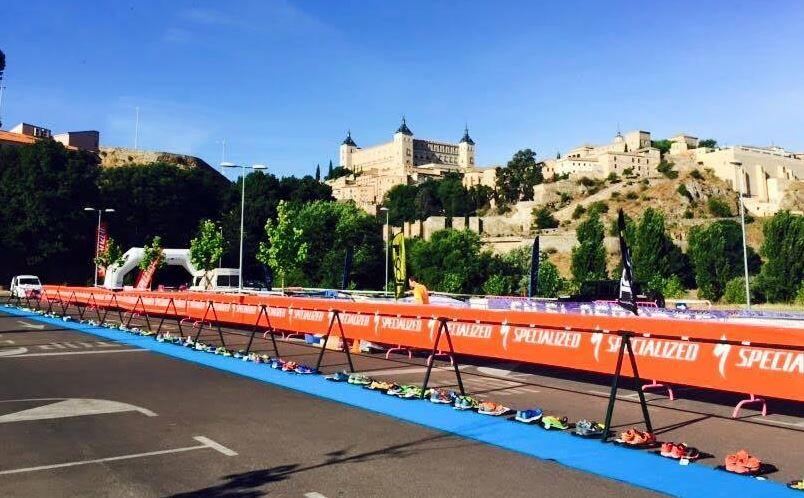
xmin=408 ymin=276 xmax=430 ymax=305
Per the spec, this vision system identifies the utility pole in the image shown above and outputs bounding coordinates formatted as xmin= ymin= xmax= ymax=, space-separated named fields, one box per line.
xmin=134 ymin=106 xmax=140 ymax=150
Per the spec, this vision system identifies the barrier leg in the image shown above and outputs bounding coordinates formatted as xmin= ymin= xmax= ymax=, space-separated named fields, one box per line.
xmin=732 ymin=394 xmax=767 ymax=418
xmin=156 ymin=298 xmax=183 ymax=336
xmin=314 ymin=311 xmax=354 ymax=372
xmin=385 ymin=345 xmax=412 ymax=359
xmin=440 ymin=319 xmax=465 ymax=395
xmin=420 ymin=319 xmax=465 ymax=397
xmin=601 ymin=334 xmax=628 ymax=443
xmin=642 ymin=379 xmax=675 ymax=401
xmin=246 ymin=305 xmax=278 ymax=356
xmin=625 ymin=335 xmax=653 ymax=433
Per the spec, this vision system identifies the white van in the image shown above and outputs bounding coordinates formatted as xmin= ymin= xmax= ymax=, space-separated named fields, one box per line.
xmin=10 ymin=275 xmax=43 ymax=298
xmin=189 ymin=268 xmax=241 ymax=292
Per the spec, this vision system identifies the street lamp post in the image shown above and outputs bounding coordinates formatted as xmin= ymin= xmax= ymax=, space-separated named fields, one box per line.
xmin=220 ymin=162 xmax=267 ymax=292
xmin=83 ymin=207 xmax=115 ymax=287
xmin=380 ymin=207 xmax=390 ymax=295
xmin=730 ymin=161 xmax=751 ymax=310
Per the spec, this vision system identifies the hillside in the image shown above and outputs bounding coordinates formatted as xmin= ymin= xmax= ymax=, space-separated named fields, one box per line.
xmin=98 ymin=147 xmax=224 ymax=178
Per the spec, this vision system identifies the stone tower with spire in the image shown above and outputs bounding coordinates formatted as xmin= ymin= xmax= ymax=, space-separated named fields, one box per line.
xmin=458 ymin=125 xmax=475 ymax=170
xmin=392 ymin=116 xmax=414 ymax=174
xmin=339 ymin=130 xmax=357 ymax=172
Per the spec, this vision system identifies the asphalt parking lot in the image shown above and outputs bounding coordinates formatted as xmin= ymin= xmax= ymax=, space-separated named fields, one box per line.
xmin=0 ymin=311 xmax=662 ymax=497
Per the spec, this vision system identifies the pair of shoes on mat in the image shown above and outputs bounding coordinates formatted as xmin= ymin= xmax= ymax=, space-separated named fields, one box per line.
xmin=428 ymin=388 xmax=457 ymax=404
xmin=660 ymin=442 xmax=699 ymax=460
xmin=347 ymin=373 xmax=372 ymax=386
xmin=574 ymin=419 xmax=605 ymax=436
xmin=515 ymin=409 xmax=543 ymax=423
xmin=477 ymin=401 xmax=510 ymax=416
xmin=365 ymin=380 xmax=395 ymax=391
xmin=293 ymin=364 xmax=316 ymax=374
xmin=390 ymin=385 xmax=424 ymax=398
xmin=269 ymin=358 xmax=285 ymax=369
xmin=725 ymin=449 xmax=761 ymax=474
xmin=453 ymin=395 xmax=479 ymax=411
xmin=542 ymin=415 xmax=570 ymax=430
xmin=325 ymin=371 xmax=350 ymax=382
xmin=788 ymin=479 xmax=804 ymax=491
xmin=281 ymin=361 xmax=298 ymax=372
xmin=617 ymin=428 xmax=656 ymax=445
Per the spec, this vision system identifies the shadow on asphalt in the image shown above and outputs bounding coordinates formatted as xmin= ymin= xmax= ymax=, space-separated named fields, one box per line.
xmin=168 ymin=434 xmax=458 ymax=497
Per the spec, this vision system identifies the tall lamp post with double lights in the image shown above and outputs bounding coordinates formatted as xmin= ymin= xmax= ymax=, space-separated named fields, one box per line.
xmin=83 ymin=207 xmax=115 ymax=287
xmin=379 ymin=206 xmax=390 ymax=295
xmin=730 ymin=160 xmax=752 ymax=310
xmin=220 ymin=162 xmax=267 ymax=292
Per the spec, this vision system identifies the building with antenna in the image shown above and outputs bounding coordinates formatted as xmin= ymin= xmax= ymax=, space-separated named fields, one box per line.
xmin=541 ymin=130 xmax=661 ymax=179
xmin=329 ymin=118 xmax=494 ymax=213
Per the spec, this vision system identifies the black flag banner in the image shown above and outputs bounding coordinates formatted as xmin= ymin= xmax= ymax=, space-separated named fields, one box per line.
xmin=617 ymin=209 xmax=638 ymax=315
xmin=528 ymin=236 xmax=540 ymax=298
xmin=341 ymin=246 xmax=354 ymax=290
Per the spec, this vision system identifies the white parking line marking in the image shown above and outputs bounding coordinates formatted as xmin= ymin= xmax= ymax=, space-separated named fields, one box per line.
xmin=0 ymin=347 xmax=29 ymax=357
xmin=16 ymin=320 xmax=45 ymax=330
xmin=0 ymin=349 xmax=142 ymax=358
xmin=1 ymin=340 xmax=14 ymax=344
xmin=193 ymin=436 xmax=238 ymax=456
xmin=0 ymin=437 xmax=232 ymax=475
xmin=304 ymin=493 xmax=328 ymax=498
xmin=0 ymin=398 xmax=157 ymax=423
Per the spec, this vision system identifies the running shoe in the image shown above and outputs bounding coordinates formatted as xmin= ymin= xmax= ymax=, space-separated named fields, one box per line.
xmin=325 ymin=371 xmax=350 ymax=382
xmin=788 ymin=480 xmax=804 ymax=491
xmin=428 ymin=388 xmax=457 ymax=404
xmin=366 ymin=380 xmax=395 ymax=391
xmin=281 ymin=361 xmax=298 ymax=372
xmin=269 ymin=358 xmax=285 ymax=369
xmin=515 ymin=409 xmax=543 ymax=423
xmin=660 ymin=442 xmax=699 ymax=460
xmin=574 ymin=420 xmax=605 ymax=436
xmin=347 ymin=373 xmax=373 ymax=386
xmin=617 ymin=428 xmax=656 ymax=446
xmin=294 ymin=364 xmax=317 ymax=374
xmin=453 ymin=395 xmax=479 ymax=411
xmin=386 ymin=384 xmax=405 ymax=396
xmin=396 ymin=385 xmax=424 ymax=399
xmin=477 ymin=401 xmax=510 ymax=416
xmin=214 ymin=346 xmax=227 ymax=355
xmin=725 ymin=450 xmax=761 ymax=474
xmin=183 ymin=337 xmax=195 ymax=347
xmin=542 ymin=415 xmax=570 ymax=430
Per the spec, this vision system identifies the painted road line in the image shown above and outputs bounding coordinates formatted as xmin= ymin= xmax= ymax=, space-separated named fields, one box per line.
xmin=1 ymin=307 xmax=795 ymax=498
xmin=0 ymin=436 xmax=234 ymax=476
xmin=0 ymin=347 xmax=29 ymax=357
xmin=16 ymin=320 xmax=45 ymax=330
xmin=0 ymin=398 xmax=157 ymax=423
xmin=193 ymin=436 xmax=238 ymax=456
xmin=0 ymin=349 xmax=142 ymax=358
xmin=304 ymin=493 xmax=328 ymax=498
xmin=360 ymin=365 xmax=468 ymax=377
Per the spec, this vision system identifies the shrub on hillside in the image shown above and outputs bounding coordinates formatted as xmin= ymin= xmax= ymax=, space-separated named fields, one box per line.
xmin=533 ymin=207 xmax=559 ymax=229
xmin=625 ymin=191 xmax=639 ymax=200
xmin=690 ymin=169 xmax=704 ymax=180
xmin=657 ymin=161 xmax=678 ymax=179
xmin=572 ymin=204 xmax=586 ymax=219
xmin=707 ymin=197 xmax=732 ymax=217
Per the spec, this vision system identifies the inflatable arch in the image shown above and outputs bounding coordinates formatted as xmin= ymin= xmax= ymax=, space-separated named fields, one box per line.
xmin=103 ymin=248 xmax=199 ymax=289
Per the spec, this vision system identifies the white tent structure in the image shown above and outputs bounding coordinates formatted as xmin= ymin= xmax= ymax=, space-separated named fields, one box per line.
xmin=103 ymin=247 xmax=199 ymax=290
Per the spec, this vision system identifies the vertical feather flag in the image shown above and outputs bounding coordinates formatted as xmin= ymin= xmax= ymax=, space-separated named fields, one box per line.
xmin=617 ymin=209 xmax=638 ymax=315
xmin=341 ymin=246 xmax=354 ymax=290
xmin=391 ymin=232 xmax=406 ymax=299
xmin=528 ymin=236 xmax=540 ymax=297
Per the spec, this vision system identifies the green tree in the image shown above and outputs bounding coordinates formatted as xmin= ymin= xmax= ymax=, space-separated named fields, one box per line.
xmin=257 ymin=201 xmax=308 ymax=288
xmin=139 ymin=236 xmax=166 ymax=271
xmin=651 ymin=140 xmax=673 ymax=155
xmin=495 ymin=149 xmax=543 ymax=205
xmin=688 ymin=220 xmax=760 ymax=301
xmin=326 ymin=166 xmax=350 ymax=181
xmin=384 ymin=184 xmax=419 ymax=224
xmin=0 ymin=140 xmax=100 ymax=284
xmin=468 ymin=185 xmax=494 ymax=213
xmin=408 ymin=229 xmax=490 ymax=294
xmin=293 ymin=201 xmax=383 ymax=289
xmin=755 ymin=211 xmax=804 ymax=302
xmin=94 ymin=237 xmax=125 ymax=269
xmin=315 ymin=164 xmax=321 ymax=181
xmin=698 ymin=139 xmax=718 ymax=149
xmin=190 ymin=219 xmax=225 ymax=288
xmin=436 ymin=173 xmax=470 ymax=217
xmin=571 ymin=212 xmax=607 ymax=283
xmin=631 ymin=208 xmax=692 ymax=288
xmin=532 ymin=207 xmax=559 ymax=229
xmin=0 ymin=48 xmax=5 ymax=128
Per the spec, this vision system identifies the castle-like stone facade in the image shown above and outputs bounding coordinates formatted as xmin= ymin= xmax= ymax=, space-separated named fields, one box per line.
xmin=542 ymin=130 xmax=661 ymax=180
xmin=328 ymin=118 xmax=493 ymax=213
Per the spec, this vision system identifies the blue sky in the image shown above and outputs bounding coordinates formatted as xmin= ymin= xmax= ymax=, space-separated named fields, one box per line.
xmin=2 ymin=1 xmax=803 ymax=179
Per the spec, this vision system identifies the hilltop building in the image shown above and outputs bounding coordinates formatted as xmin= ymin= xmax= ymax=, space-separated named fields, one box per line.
xmin=542 ymin=130 xmax=661 ymax=179
xmin=691 ymin=144 xmax=804 ymax=216
xmin=328 ymin=118 xmax=494 ymax=212
xmin=0 ymin=122 xmax=99 ymax=151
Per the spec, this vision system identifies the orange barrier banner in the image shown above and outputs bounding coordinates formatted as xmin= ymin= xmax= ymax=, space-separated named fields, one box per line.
xmin=42 ymin=286 xmax=804 ymax=402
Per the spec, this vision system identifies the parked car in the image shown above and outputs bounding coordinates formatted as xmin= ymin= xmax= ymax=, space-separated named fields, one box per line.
xmin=10 ymin=275 xmax=43 ymax=298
